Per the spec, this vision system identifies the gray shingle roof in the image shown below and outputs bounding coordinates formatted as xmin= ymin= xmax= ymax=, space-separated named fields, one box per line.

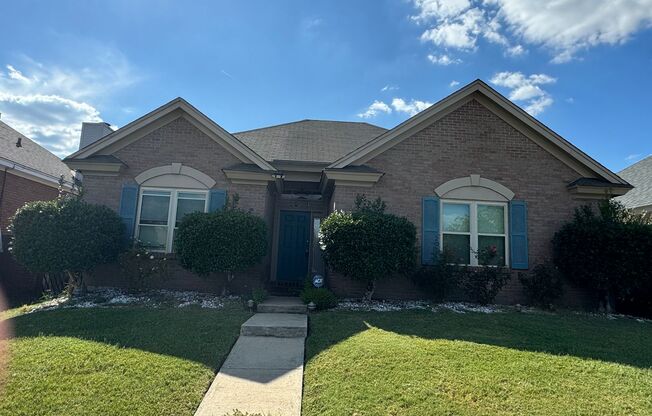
xmin=233 ymin=120 xmax=386 ymax=163
xmin=615 ymin=155 xmax=652 ymax=209
xmin=0 ymin=120 xmax=72 ymax=182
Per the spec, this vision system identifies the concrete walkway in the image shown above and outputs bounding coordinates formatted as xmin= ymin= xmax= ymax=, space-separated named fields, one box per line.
xmin=195 ymin=297 xmax=307 ymax=416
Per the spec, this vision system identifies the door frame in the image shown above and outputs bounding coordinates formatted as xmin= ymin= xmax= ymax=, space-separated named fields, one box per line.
xmin=275 ymin=210 xmax=311 ymax=282
xmin=269 ymin=196 xmax=327 ymax=282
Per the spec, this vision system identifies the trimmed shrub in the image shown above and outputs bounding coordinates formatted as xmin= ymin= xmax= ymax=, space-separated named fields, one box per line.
xmin=10 ymin=197 xmax=125 ymax=292
xmin=175 ymin=200 xmax=267 ymax=295
xmin=319 ymin=195 xmax=417 ymax=300
xmin=552 ymin=200 xmax=652 ymax=314
xmin=411 ymin=250 xmax=460 ymax=301
xmin=518 ymin=262 xmax=564 ymax=308
xmin=300 ymin=286 xmax=338 ymax=310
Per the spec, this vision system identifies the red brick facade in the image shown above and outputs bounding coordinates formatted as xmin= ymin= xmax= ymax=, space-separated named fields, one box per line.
xmin=80 ymin=102 xmax=600 ymax=306
xmin=0 ymin=171 xmax=61 ymax=304
xmin=328 ymin=99 xmax=594 ymax=306
xmin=0 ymin=171 xmax=59 ymax=232
xmin=82 ymin=117 xmax=271 ymax=293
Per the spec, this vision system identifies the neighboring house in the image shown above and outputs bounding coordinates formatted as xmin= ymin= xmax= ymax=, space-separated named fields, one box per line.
xmin=64 ymin=80 xmax=631 ymax=304
xmin=0 ymin=120 xmax=74 ymax=302
xmin=615 ymin=155 xmax=652 ymax=214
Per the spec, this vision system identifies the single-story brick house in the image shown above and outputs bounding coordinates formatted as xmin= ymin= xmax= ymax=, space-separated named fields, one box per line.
xmin=0 ymin=120 xmax=75 ymax=302
xmin=64 ymin=80 xmax=632 ymax=304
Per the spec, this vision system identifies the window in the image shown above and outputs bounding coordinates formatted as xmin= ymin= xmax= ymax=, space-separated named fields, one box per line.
xmin=136 ymin=188 xmax=208 ymax=252
xmin=441 ymin=200 xmax=508 ymax=266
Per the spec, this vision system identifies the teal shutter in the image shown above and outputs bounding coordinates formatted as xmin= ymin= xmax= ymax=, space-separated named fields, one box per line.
xmin=118 ymin=183 xmax=139 ymax=240
xmin=509 ymin=200 xmax=528 ymax=269
xmin=422 ymin=196 xmax=440 ymax=265
xmin=208 ymin=189 xmax=227 ymax=212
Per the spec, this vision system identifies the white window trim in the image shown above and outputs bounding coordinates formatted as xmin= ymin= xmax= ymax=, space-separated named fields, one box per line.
xmin=135 ymin=187 xmax=209 ymax=252
xmin=440 ymin=199 xmax=509 ymax=267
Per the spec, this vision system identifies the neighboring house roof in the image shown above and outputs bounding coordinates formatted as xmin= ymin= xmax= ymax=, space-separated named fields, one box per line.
xmin=329 ymin=80 xmax=629 ymax=188
xmin=615 ymin=155 xmax=652 ymax=209
xmin=233 ymin=120 xmax=387 ymax=163
xmin=0 ymin=120 xmax=72 ymax=187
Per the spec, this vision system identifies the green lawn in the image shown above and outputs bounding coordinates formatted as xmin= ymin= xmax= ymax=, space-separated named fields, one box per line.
xmin=0 ymin=305 xmax=251 ymax=416
xmin=304 ymin=310 xmax=652 ymax=416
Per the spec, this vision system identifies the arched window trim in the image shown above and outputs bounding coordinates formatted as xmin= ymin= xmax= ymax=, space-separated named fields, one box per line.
xmin=134 ymin=163 xmax=216 ymax=189
xmin=434 ymin=174 xmax=515 ymax=201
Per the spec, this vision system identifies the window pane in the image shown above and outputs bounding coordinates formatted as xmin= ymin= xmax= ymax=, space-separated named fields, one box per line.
xmin=138 ymin=225 xmax=168 ymax=250
xmin=178 ymin=192 xmax=206 ymax=200
xmin=478 ymin=235 xmax=506 ymax=266
xmin=478 ymin=205 xmax=505 ymax=234
xmin=443 ymin=234 xmax=470 ymax=264
xmin=443 ymin=203 xmax=470 ymax=232
xmin=140 ymin=194 xmax=170 ymax=225
xmin=176 ymin=198 xmax=205 ymax=225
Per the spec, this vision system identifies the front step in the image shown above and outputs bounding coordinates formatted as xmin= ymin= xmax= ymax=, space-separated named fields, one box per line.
xmin=240 ymin=313 xmax=308 ymax=338
xmin=257 ymin=296 xmax=307 ymax=314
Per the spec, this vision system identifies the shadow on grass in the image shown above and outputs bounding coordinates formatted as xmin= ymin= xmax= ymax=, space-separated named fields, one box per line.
xmin=4 ymin=306 xmax=251 ymax=369
xmin=306 ymin=309 xmax=652 ymax=369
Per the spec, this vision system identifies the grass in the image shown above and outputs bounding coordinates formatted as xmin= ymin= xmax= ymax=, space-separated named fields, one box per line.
xmin=303 ymin=309 xmax=652 ymax=416
xmin=0 ymin=304 xmax=251 ymax=416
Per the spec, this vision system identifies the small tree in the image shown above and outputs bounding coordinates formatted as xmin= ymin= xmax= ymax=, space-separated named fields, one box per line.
xmin=320 ymin=195 xmax=417 ymax=300
xmin=10 ymin=196 xmax=125 ymax=293
xmin=175 ymin=197 xmax=267 ymax=295
xmin=552 ymin=200 xmax=652 ymax=314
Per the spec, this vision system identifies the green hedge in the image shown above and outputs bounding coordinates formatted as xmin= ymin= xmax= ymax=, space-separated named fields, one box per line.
xmin=320 ymin=196 xmax=416 ymax=299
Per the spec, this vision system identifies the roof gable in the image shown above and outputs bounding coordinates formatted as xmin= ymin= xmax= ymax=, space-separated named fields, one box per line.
xmin=65 ymin=98 xmax=276 ymax=171
xmin=329 ymin=80 xmax=628 ymax=186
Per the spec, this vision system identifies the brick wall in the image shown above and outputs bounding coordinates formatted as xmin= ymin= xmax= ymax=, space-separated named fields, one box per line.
xmin=0 ymin=171 xmax=60 ymax=304
xmin=329 ymin=99 xmax=595 ymax=307
xmin=81 ymin=116 xmax=271 ymax=293
xmin=0 ymin=171 xmax=59 ymax=232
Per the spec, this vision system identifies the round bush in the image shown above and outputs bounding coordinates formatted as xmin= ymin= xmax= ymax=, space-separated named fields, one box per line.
xmin=10 ymin=197 xmax=125 ymax=275
xmin=175 ymin=208 xmax=267 ymax=281
xmin=319 ymin=196 xmax=417 ymax=299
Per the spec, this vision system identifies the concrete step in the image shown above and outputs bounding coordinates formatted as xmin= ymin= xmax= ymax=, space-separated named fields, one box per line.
xmin=240 ymin=313 xmax=308 ymax=338
xmin=257 ymin=296 xmax=307 ymax=314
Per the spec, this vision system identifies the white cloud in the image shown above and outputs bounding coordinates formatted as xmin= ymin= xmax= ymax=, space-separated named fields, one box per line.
xmin=358 ymin=100 xmax=392 ymax=118
xmin=412 ymin=0 xmax=471 ymax=21
xmin=625 ymin=153 xmax=643 ymax=162
xmin=490 ymin=71 xmax=556 ymax=115
xmin=391 ymin=98 xmax=433 ymax=116
xmin=357 ymin=97 xmax=434 ymax=118
xmin=420 ymin=8 xmax=485 ymax=50
xmin=0 ymin=50 xmax=138 ymax=157
xmin=427 ymin=54 xmax=462 ymax=65
xmin=381 ymin=85 xmax=399 ymax=92
xmin=449 ymin=80 xmax=460 ymax=88
xmin=412 ymin=0 xmax=652 ymax=62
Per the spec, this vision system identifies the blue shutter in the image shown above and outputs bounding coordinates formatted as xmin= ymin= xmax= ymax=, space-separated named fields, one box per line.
xmin=118 ymin=183 xmax=139 ymax=240
xmin=509 ymin=200 xmax=528 ymax=269
xmin=422 ymin=196 xmax=440 ymax=265
xmin=208 ymin=189 xmax=227 ymax=212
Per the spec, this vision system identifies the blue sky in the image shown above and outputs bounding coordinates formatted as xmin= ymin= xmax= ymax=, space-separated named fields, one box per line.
xmin=0 ymin=0 xmax=650 ymax=171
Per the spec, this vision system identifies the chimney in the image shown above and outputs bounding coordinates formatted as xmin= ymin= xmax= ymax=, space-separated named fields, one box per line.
xmin=79 ymin=122 xmax=114 ymax=149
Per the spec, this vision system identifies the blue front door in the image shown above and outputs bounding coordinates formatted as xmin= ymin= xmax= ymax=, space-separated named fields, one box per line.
xmin=277 ymin=211 xmax=310 ymax=282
